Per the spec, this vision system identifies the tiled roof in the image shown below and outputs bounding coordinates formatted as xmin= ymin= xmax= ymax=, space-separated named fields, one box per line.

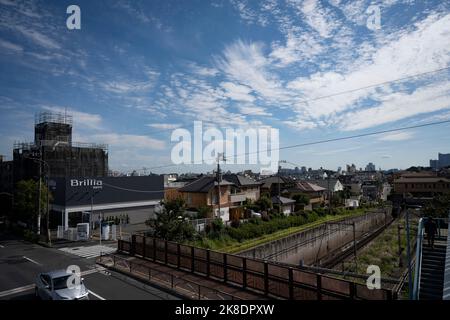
xmin=178 ymin=176 xmax=234 ymax=193
xmin=272 ymin=195 xmax=296 ymax=205
xmin=289 ymin=181 xmax=326 ymax=192
xmin=223 ymin=174 xmax=261 ymax=187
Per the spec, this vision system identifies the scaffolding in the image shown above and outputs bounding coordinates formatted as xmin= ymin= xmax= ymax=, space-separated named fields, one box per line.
xmin=35 ymin=111 xmax=73 ymax=125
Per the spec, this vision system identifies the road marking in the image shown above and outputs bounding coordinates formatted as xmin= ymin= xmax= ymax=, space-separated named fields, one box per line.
xmin=0 ymin=268 xmax=104 ymax=298
xmin=59 ymin=245 xmax=116 ymax=259
xmin=0 ymin=284 xmax=35 ymax=298
xmin=88 ymin=290 xmax=106 ymax=300
xmin=0 ymin=244 xmax=4 ymax=248
xmin=23 ymin=256 xmax=42 ymax=266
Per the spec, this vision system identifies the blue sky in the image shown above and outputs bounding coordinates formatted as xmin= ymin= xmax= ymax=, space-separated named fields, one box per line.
xmin=0 ymin=0 xmax=449 ymax=174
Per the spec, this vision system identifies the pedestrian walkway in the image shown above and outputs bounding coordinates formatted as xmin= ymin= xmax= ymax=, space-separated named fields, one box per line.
xmin=97 ymin=253 xmax=267 ymax=300
xmin=59 ymin=244 xmax=116 ymax=259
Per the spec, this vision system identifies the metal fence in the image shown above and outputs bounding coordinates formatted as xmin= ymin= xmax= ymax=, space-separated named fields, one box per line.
xmin=118 ymin=235 xmax=397 ymax=300
xmin=97 ymin=253 xmax=240 ymax=300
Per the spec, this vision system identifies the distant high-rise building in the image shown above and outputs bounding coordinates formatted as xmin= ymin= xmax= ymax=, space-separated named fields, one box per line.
xmin=439 ymin=153 xmax=450 ymax=168
xmin=365 ymin=162 xmax=376 ymax=172
xmin=429 ymin=152 xmax=450 ymax=169
xmin=430 ymin=159 xmax=439 ymax=170
xmin=346 ymin=164 xmax=357 ymax=173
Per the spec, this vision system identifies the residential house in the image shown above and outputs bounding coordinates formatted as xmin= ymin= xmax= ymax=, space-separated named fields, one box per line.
xmin=259 ymin=176 xmax=295 ymax=196
xmin=178 ymin=176 xmax=234 ymax=222
xmin=223 ymin=174 xmax=261 ymax=220
xmin=311 ymin=179 xmax=344 ymax=193
xmin=282 ymin=181 xmax=326 ymax=210
xmin=272 ymin=196 xmax=296 ymax=215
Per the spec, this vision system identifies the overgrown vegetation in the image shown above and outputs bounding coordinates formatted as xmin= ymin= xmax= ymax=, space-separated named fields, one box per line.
xmin=191 ymin=207 xmax=369 ymax=252
xmin=339 ymin=215 xmax=418 ymax=285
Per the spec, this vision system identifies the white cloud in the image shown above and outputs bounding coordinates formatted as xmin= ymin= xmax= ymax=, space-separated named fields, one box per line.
xmin=91 ymin=133 xmax=165 ymax=150
xmin=146 ymin=123 xmax=181 ymax=130
xmin=14 ymin=25 xmax=60 ymax=50
xmin=0 ymin=38 xmax=23 ymax=52
xmin=216 ymin=40 xmax=287 ymax=102
xmin=188 ymin=62 xmax=219 ymax=77
xmin=269 ymin=32 xmax=323 ymax=66
xmin=221 ymin=82 xmax=255 ymax=102
xmin=286 ymin=13 xmax=450 ymax=129
xmin=41 ymin=106 xmax=103 ymax=131
xmin=378 ymin=132 xmax=415 ymax=141
xmin=340 ymin=83 xmax=450 ymax=131
xmin=238 ymin=105 xmax=271 ymax=116
xmin=292 ymin=0 xmax=341 ymax=38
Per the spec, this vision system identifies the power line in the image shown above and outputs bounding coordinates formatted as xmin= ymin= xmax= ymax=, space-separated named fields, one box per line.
xmin=139 ymin=118 xmax=450 ymax=171
xmin=101 ymin=182 xmax=166 ymax=193
xmin=144 ymin=66 xmax=450 ymax=136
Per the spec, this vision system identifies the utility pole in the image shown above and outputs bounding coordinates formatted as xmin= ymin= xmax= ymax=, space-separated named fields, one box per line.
xmin=37 ymin=153 xmax=42 ymax=235
xmin=328 ymin=174 xmax=331 ymax=215
xmin=278 ymin=165 xmax=281 ymax=215
xmin=216 ymin=153 xmax=225 ymax=219
xmin=398 ymin=224 xmax=403 ymax=267
xmin=352 ymin=222 xmax=357 ymax=270
xmin=277 ymin=160 xmax=287 ymax=215
xmin=46 ymin=173 xmax=51 ymax=246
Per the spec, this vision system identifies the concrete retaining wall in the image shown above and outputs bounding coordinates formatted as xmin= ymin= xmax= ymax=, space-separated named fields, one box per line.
xmin=238 ymin=210 xmax=391 ymax=266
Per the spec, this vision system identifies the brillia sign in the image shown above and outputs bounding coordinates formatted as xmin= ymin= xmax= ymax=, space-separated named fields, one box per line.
xmin=70 ymin=179 xmax=103 ymax=187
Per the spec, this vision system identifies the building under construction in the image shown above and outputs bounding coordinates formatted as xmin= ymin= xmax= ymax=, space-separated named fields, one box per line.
xmin=1 ymin=111 xmax=108 ymax=192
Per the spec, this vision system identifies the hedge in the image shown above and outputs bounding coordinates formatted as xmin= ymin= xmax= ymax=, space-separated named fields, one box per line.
xmin=225 ymin=209 xmax=352 ymax=242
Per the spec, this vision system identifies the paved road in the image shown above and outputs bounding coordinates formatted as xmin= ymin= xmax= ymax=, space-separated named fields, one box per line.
xmin=0 ymin=234 xmax=179 ymax=300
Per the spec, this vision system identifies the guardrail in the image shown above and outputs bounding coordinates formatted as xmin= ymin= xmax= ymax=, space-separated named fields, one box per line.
xmin=412 ymin=216 xmax=449 ymax=300
xmin=117 ymin=235 xmax=397 ymax=300
xmin=443 ymin=211 xmax=450 ymax=300
xmin=412 ymin=218 xmax=425 ymax=300
xmin=97 ymin=253 xmax=240 ymax=300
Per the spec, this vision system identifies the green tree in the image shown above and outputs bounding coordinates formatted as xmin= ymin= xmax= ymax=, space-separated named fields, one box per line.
xmin=14 ymin=179 xmax=52 ymax=229
xmin=256 ymin=196 xmax=273 ymax=212
xmin=197 ymin=205 xmax=212 ymax=219
xmin=145 ymin=198 xmax=195 ymax=241
xmin=423 ymin=194 xmax=450 ymax=218
xmin=292 ymin=194 xmax=309 ymax=206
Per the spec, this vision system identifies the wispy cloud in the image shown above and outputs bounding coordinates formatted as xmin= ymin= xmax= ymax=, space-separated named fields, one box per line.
xmin=378 ymin=132 xmax=415 ymax=141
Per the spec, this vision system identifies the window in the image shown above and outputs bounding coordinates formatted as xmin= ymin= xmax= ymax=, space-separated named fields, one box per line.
xmin=187 ymin=194 xmax=192 ymax=205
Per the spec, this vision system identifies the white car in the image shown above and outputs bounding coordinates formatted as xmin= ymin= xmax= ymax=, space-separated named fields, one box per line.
xmin=250 ymin=210 xmax=262 ymax=218
xmin=35 ymin=269 xmax=89 ymax=300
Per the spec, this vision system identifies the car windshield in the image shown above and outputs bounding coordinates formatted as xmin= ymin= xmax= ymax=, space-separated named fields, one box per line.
xmin=52 ymin=275 xmax=71 ymax=290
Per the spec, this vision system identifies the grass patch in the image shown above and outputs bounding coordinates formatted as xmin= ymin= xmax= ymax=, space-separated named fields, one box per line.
xmin=338 ymin=216 xmax=418 ymax=283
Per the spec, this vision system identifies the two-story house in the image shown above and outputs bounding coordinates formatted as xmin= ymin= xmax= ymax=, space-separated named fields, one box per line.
xmin=178 ymin=176 xmax=234 ymax=222
xmin=223 ymin=174 xmax=261 ymax=220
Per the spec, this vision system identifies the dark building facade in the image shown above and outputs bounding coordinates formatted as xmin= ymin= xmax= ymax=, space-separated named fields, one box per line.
xmin=49 ymin=176 xmax=164 ymax=229
xmin=0 ymin=111 xmax=108 ymax=193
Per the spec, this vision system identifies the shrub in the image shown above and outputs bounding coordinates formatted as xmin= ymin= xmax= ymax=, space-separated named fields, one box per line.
xmin=230 ymin=219 xmax=241 ymax=228
xmin=23 ymin=229 xmax=39 ymax=243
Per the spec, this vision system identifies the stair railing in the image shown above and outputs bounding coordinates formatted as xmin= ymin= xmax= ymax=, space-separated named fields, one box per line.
xmin=412 ymin=218 xmax=425 ymax=300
